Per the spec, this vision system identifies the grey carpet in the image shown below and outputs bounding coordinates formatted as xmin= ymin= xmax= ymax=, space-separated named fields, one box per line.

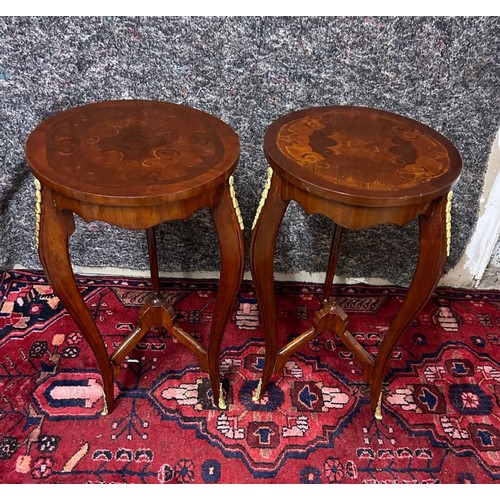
xmin=1 ymin=17 xmax=499 ymax=286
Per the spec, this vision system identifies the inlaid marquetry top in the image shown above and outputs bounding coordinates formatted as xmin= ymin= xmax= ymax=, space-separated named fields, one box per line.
xmin=26 ymin=100 xmax=240 ymax=205
xmin=264 ymin=106 xmax=462 ymax=207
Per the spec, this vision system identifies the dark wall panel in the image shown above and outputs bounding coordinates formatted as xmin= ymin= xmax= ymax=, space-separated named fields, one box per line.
xmin=1 ymin=17 xmax=498 ymax=285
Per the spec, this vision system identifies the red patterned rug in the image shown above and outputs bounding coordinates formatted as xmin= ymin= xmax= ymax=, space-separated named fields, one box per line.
xmin=0 ymin=270 xmax=499 ymax=484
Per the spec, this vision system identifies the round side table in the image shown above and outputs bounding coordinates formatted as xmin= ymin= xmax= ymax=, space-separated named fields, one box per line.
xmin=26 ymin=100 xmax=245 ymax=414
xmin=250 ymin=106 xmax=462 ymax=419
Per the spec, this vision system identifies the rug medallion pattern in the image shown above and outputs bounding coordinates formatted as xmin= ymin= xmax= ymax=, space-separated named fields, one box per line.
xmin=0 ymin=271 xmax=499 ymax=483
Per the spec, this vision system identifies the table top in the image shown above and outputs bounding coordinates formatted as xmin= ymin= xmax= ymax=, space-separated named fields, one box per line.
xmin=26 ymin=100 xmax=240 ymax=205
xmin=264 ymin=106 xmax=462 ymax=207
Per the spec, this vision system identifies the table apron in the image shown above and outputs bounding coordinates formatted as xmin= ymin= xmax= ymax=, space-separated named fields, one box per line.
xmin=282 ymin=181 xmax=436 ymax=229
xmin=48 ymin=186 xmax=223 ymax=230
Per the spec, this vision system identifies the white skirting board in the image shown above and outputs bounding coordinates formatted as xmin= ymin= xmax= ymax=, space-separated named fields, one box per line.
xmin=464 ymin=171 xmax=500 ymax=283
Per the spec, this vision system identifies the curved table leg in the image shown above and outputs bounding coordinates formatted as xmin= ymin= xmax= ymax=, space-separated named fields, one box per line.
xmin=250 ymin=173 xmax=289 ymax=399
xmin=370 ymin=196 xmax=448 ymax=418
xmin=209 ymin=181 xmax=245 ymax=408
xmin=38 ymin=188 xmax=115 ymax=414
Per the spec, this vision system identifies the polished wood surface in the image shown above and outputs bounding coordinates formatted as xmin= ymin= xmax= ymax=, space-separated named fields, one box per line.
xmin=27 ymin=100 xmax=244 ymax=414
xmin=251 ymin=105 xmax=462 ymax=418
xmin=265 ymin=106 xmax=461 ymax=207
xmin=26 ymin=100 xmax=240 ymax=206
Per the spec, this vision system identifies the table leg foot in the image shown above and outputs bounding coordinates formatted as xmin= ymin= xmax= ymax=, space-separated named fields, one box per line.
xmin=374 ymin=393 xmax=383 ymax=420
xmin=101 ymin=390 xmax=110 ymax=416
xmin=218 ymin=383 xmax=227 ymax=410
xmin=252 ymin=379 xmax=263 ymax=402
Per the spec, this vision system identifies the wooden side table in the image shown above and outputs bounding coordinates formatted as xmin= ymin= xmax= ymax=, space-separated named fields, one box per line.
xmin=250 ymin=106 xmax=462 ymax=419
xmin=25 ymin=100 xmax=245 ymax=415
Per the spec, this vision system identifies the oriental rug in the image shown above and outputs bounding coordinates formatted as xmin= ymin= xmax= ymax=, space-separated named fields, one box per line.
xmin=0 ymin=270 xmax=499 ymax=484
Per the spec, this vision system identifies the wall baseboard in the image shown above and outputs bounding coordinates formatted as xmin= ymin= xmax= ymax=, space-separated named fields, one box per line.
xmin=464 ymin=172 xmax=500 ymax=282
